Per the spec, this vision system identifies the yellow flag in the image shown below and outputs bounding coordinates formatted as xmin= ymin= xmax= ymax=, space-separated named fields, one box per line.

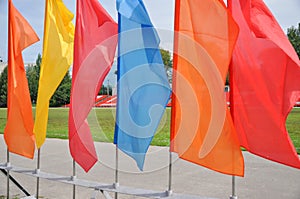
xmin=34 ymin=0 xmax=74 ymax=148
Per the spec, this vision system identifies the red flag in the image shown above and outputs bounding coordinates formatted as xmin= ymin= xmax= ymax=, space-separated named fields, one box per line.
xmin=171 ymin=0 xmax=244 ymax=176
xmin=69 ymin=0 xmax=117 ymax=172
xmin=229 ymin=0 xmax=300 ymax=168
xmin=5 ymin=0 xmax=39 ymax=158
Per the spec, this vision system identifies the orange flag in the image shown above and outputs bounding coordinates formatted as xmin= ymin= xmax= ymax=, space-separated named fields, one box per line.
xmin=171 ymin=0 xmax=244 ymax=176
xmin=4 ymin=0 xmax=39 ymax=158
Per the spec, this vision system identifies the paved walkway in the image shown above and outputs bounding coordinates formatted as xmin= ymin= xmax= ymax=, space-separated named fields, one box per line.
xmin=0 ymin=135 xmax=299 ymax=199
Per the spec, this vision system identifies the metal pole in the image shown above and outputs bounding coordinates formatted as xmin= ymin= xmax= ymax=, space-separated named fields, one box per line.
xmin=167 ymin=151 xmax=172 ymax=196
xmin=7 ymin=149 xmax=10 ymax=199
xmin=73 ymin=159 xmax=76 ymax=199
xmin=36 ymin=148 xmax=41 ymax=199
xmin=114 ymin=145 xmax=119 ymax=199
xmin=0 ymin=169 xmax=31 ymax=196
xmin=230 ymin=176 xmax=238 ymax=199
xmin=228 ymin=47 xmax=238 ymax=199
xmin=107 ymin=79 xmax=110 ymax=96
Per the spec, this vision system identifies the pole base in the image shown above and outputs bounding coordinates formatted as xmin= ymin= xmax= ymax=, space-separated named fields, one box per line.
xmin=113 ymin=182 xmax=119 ymax=189
xmin=230 ymin=195 xmax=238 ymax=199
xmin=166 ymin=190 xmax=173 ymax=196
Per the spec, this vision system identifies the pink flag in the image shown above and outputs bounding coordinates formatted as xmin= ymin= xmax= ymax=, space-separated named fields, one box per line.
xmin=229 ymin=0 xmax=300 ymax=168
xmin=69 ymin=0 xmax=117 ymax=172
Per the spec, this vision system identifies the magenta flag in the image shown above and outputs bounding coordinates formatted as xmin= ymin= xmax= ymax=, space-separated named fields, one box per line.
xmin=69 ymin=0 xmax=117 ymax=172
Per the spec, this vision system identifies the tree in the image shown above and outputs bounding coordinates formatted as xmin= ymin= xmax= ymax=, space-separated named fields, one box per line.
xmin=98 ymin=85 xmax=112 ymax=95
xmin=0 ymin=54 xmax=72 ymax=108
xmin=26 ymin=54 xmax=41 ymax=104
xmin=160 ymin=49 xmax=172 ymax=69
xmin=25 ymin=54 xmax=72 ymax=107
xmin=0 ymin=66 xmax=7 ymax=107
xmin=114 ymin=48 xmax=173 ymax=78
xmin=49 ymin=71 xmax=72 ymax=107
xmin=287 ymin=23 xmax=300 ymax=59
xmin=160 ymin=49 xmax=173 ymax=84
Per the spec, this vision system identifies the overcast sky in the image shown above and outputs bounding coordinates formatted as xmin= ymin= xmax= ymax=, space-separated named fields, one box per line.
xmin=0 ymin=0 xmax=299 ymax=83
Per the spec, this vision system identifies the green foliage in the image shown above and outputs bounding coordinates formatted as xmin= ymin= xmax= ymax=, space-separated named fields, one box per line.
xmin=114 ymin=48 xmax=173 ymax=79
xmin=160 ymin=49 xmax=173 ymax=84
xmin=225 ymin=74 xmax=229 ymax=85
xmin=287 ymin=23 xmax=300 ymax=59
xmin=0 ymin=66 xmax=7 ymax=107
xmin=160 ymin=49 xmax=172 ymax=69
xmin=25 ymin=54 xmax=71 ymax=107
xmin=49 ymin=72 xmax=71 ymax=107
xmin=0 ymin=56 xmax=41 ymax=108
xmin=26 ymin=54 xmax=41 ymax=104
xmin=98 ymin=85 xmax=112 ymax=95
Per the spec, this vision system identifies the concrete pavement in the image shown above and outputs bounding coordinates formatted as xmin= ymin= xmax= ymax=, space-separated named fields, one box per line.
xmin=0 ymin=135 xmax=299 ymax=199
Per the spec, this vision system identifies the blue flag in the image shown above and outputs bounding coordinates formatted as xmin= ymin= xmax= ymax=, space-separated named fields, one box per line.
xmin=114 ymin=0 xmax=171 ymax=170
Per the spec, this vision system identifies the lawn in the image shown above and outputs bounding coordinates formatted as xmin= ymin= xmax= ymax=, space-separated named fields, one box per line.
xmin=286 ymin=108 xmax=300 ymax=153
xmin=0 ymin=107 xmax=171 ymax=147
xmin=0 ymin=107 xmax=299 ymax=153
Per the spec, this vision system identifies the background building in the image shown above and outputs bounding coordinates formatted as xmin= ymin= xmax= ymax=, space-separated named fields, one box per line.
xmin=0 ymin=56 xmax=6 ymax=74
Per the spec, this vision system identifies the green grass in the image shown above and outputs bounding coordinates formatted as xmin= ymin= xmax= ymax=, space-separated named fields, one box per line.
xmin=0 ymin=107 xmax=171 ymax=146
xmin=0 ymin=108 xmax=299 ymax=153
xmin=0 ymin=195 xmax=20 ymax=199
xmin=0 ymin=108 xmax=6 ymax=132
xmin=286 ymin=108 xmax=300 ymax=153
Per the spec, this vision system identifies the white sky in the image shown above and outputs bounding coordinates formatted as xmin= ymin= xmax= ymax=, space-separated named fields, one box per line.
xmin=0 ymin=0 xmax=299 ymax=84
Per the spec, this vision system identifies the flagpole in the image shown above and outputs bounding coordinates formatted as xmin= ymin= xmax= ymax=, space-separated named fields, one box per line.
xmin=229 ymin=37 xmax=238 ymax=198
xmin=167 ymin=0 xmax=180 ymax=196
xmin=167 ymin=151 xmax=172 ymax=196
xmin=6 ymin=3 xmax=10 ymax=198
xmin=36 ymin=2 xmax=47 ymax=197
xmin=115 ymin=11 xmax=121 ymax=199
xmin=6 ymin=4 xmax=10 ymax=199
xmin=229 ymin=83 xmax=238 ymax=199
xmin=229 ymin=89 xmax=238 ymax=199
xmin=114 ymin=145 xmax=119 ymax=199
xmin=72 ymin=159 xmax=76 ymax=199
xmin=6 ymin=149 xmax=10 ymax=199
xmin=230 ymin=176 xmax=237 ymax=199
xmin=36 ymin=148 xmax=41 ymax=199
